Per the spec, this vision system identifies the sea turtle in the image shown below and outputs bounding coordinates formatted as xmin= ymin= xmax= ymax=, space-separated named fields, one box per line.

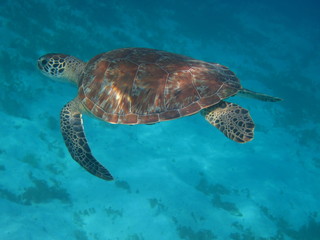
xmin=37 ymin=48 xmax=281 ymax=181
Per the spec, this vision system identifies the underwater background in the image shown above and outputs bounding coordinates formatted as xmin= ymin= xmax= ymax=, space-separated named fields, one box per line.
xmin=1 ymin=0 xmax=319 ymax=239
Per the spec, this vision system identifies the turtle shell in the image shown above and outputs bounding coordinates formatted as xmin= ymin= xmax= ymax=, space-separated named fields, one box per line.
xmin=78 ymin=48 xmax=241 ymax=124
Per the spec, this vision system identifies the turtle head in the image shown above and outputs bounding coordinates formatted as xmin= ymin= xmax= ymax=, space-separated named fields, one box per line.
xmin=37 ymin=53 xmax=85 ymax=85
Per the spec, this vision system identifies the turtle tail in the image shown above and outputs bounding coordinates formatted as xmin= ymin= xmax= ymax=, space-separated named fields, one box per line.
xmin=238 ymin=88 xmax=282 ymax=102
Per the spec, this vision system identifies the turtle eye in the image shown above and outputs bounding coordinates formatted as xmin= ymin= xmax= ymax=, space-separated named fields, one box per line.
xmin=41 ymin=59 xmax=48 ymax=65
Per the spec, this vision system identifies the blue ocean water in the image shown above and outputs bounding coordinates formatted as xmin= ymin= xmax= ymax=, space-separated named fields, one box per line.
xmin=1 ymin=0 xmax=319 ymax=239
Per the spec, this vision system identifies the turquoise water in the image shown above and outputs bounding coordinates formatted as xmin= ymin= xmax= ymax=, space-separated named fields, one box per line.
xmin=1 ymin=0 xmax=319 ymax=239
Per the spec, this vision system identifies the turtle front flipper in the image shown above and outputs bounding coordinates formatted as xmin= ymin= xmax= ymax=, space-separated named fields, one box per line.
xmin=201 ymin=101 xmax=255 ymax=143
xmin=60 ymin=99 xmax=113 ymax=181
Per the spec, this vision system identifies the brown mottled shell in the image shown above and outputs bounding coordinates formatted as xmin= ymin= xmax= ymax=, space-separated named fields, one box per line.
xmin=78 ymin=48 xmax=241 ymax=124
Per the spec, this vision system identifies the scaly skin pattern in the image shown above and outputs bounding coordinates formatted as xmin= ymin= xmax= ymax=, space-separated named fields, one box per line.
xmin=37 ymin=53 xmax=85 ymax=84
xmin=60 ymin=98 xmax=113 ymax=180
xmin=201 ymin=101 xmax=255 ymax=143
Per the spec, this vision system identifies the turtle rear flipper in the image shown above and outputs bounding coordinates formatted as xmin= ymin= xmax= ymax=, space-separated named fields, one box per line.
xmin=60 ymin=99 xmax=113 ymax=181
xmin=201 ymin=101 xmax=255 ymax=143
xmin=238 ymin=88 xmax=282 ymax=102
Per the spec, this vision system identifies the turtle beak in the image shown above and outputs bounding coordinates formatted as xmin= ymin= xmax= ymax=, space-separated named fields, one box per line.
xmin=37 ymin=57 xmax=46 ymax=70
xmin=37 ymin=59 xmax=43 ymax=70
